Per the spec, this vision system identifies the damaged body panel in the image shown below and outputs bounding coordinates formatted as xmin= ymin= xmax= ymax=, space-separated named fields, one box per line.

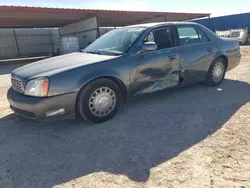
xmin=131 ymin=47 xmax=181 ymax=95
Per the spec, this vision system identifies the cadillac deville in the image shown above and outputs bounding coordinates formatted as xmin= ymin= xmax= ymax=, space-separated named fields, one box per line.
xmin=8 ymin=22 xmax=241 ymax=123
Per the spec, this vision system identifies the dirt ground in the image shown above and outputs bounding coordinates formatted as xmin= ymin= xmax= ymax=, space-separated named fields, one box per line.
xmin=0 ymin=47 xmax=250 ymax=188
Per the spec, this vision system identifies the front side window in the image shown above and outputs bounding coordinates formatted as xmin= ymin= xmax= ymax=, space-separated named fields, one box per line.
xmin=144 ymin=31 xmax=155 ymax=43
xmin=177 ymin=26 xmax=200 ymax=46
xmin=143 ymin=27 xmax=173 ymax=50
xmin=84 ymin=27 xmax=145 ymax=55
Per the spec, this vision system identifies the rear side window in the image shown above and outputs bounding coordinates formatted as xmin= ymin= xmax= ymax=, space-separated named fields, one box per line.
xmin=196 ymin=26 xmax=210 ymax=42
xmin=177 ymin=26 xmax=200 ymax=46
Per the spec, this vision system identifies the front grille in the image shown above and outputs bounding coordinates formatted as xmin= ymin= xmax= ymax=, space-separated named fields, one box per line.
xmin=11 ymin=76 xmax=24 ymax=93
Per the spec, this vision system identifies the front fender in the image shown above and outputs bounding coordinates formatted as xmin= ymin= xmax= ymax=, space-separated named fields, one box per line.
xmin=77 ymin=61 xmax=131 ymax=95
xmin=78 ymin=70 xmax=128 ymax=89
xmin=48 ymin=57 xmax=131 ymax=97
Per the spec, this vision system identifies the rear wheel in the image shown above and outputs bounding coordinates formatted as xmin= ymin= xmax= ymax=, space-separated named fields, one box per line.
xmin=76 ymin=78 xmax=122 ymax=123
xmin=205 ymin=57 xmax=226 ymax=86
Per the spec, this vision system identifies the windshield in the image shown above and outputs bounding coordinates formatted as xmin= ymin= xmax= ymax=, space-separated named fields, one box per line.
xmin=84 ymin=27 xmax=146 ymax=55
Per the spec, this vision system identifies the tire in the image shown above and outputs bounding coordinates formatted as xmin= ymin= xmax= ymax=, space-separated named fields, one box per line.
xmin=205 ymin=57 xmax=226 ymax=86
xmin=76 ymin=78 xmax=122 ymax=124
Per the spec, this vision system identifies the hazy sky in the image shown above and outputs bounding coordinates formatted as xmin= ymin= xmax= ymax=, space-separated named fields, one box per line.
xmin=1 ymin=0 xmax=249 ymax=17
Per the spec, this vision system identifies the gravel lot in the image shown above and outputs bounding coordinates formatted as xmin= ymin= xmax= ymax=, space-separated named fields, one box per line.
xmin=0 ymin=48 xmax=250 ymax=188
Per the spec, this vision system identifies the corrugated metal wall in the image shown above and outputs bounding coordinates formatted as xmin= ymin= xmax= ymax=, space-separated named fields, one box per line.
xmin=60 ymin=17 xmax=98 ymax=35
xmin=59 ymin=17 xmax=99 ymax=49
xmin=0 ymin=29 xmax=19 ymax=59
xmin=0 ymin=17 xmax=99 ymax=59
xmin=15 ymin=29 xmax=53 ymax=56
xmin=75 ymin=30 xmax=98 ymax=49
xmin=0 ymin=28 xmax=60 ymax=59
xmin=49 ymin=28 xmax=60 ymax=55
xmin=192 ymin=13 xmax=250 ymax=34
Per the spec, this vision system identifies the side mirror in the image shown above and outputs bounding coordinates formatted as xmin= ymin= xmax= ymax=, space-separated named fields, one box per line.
xmin=142 ymin=42 xmax=157 ymax=52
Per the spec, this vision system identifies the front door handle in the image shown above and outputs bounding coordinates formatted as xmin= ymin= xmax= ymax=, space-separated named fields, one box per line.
xmin=168 ymin=55 xmax=177 ymax=61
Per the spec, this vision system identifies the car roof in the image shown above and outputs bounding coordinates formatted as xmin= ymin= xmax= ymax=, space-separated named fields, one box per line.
xmin=126 ymin=21 xmax=199 ymax=28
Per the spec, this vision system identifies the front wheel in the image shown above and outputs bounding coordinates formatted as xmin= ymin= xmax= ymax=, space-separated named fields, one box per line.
xmin=205 ymin=58 xmax=226 ymax=86
xmin=76 ymin=78 xmax=122 ymax=123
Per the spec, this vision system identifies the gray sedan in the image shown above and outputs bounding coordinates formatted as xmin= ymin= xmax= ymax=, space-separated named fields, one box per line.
xmin=8 ymin=22 xmax=241 ymax=123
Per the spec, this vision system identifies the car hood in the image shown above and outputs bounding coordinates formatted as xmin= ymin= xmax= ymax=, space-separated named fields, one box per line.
xmin=12 ymin=52 xmax=117 ymax=79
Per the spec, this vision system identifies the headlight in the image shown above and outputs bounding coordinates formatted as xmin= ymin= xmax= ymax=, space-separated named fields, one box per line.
xmin=24 ymin=78 xmax=49 ymax=97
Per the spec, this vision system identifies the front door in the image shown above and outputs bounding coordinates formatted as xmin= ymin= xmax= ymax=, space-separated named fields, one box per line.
xmin=130 ymin=26 xmax=181 ymax=95
xmin=177 ymin=25 xmax=216 ymax=84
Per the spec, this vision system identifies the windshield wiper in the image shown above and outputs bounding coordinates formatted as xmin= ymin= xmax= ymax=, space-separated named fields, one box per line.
xmin=84 ymin=51 xmax=103 ymax=55
xmin=84 ymin=50 xmax=122 ymax=56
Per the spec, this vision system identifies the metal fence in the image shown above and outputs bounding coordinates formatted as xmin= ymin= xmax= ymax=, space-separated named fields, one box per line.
xmin=0 ymin=28 xmax=60 ymax=60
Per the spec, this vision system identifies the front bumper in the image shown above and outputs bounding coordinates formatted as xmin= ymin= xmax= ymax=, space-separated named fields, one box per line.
xmin=7 ymin=88 xmax=77 ymax=120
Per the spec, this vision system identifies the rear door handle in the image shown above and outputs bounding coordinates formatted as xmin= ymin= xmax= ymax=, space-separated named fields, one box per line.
xmin=168 ymin=55 xmax=177 ymax=61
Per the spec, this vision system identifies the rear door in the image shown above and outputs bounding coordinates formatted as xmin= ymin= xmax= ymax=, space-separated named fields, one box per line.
xmin=130 ymin=26 xmax=181 ymax=95
xmin=177 ymin=25 xmax=215 ymax=84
